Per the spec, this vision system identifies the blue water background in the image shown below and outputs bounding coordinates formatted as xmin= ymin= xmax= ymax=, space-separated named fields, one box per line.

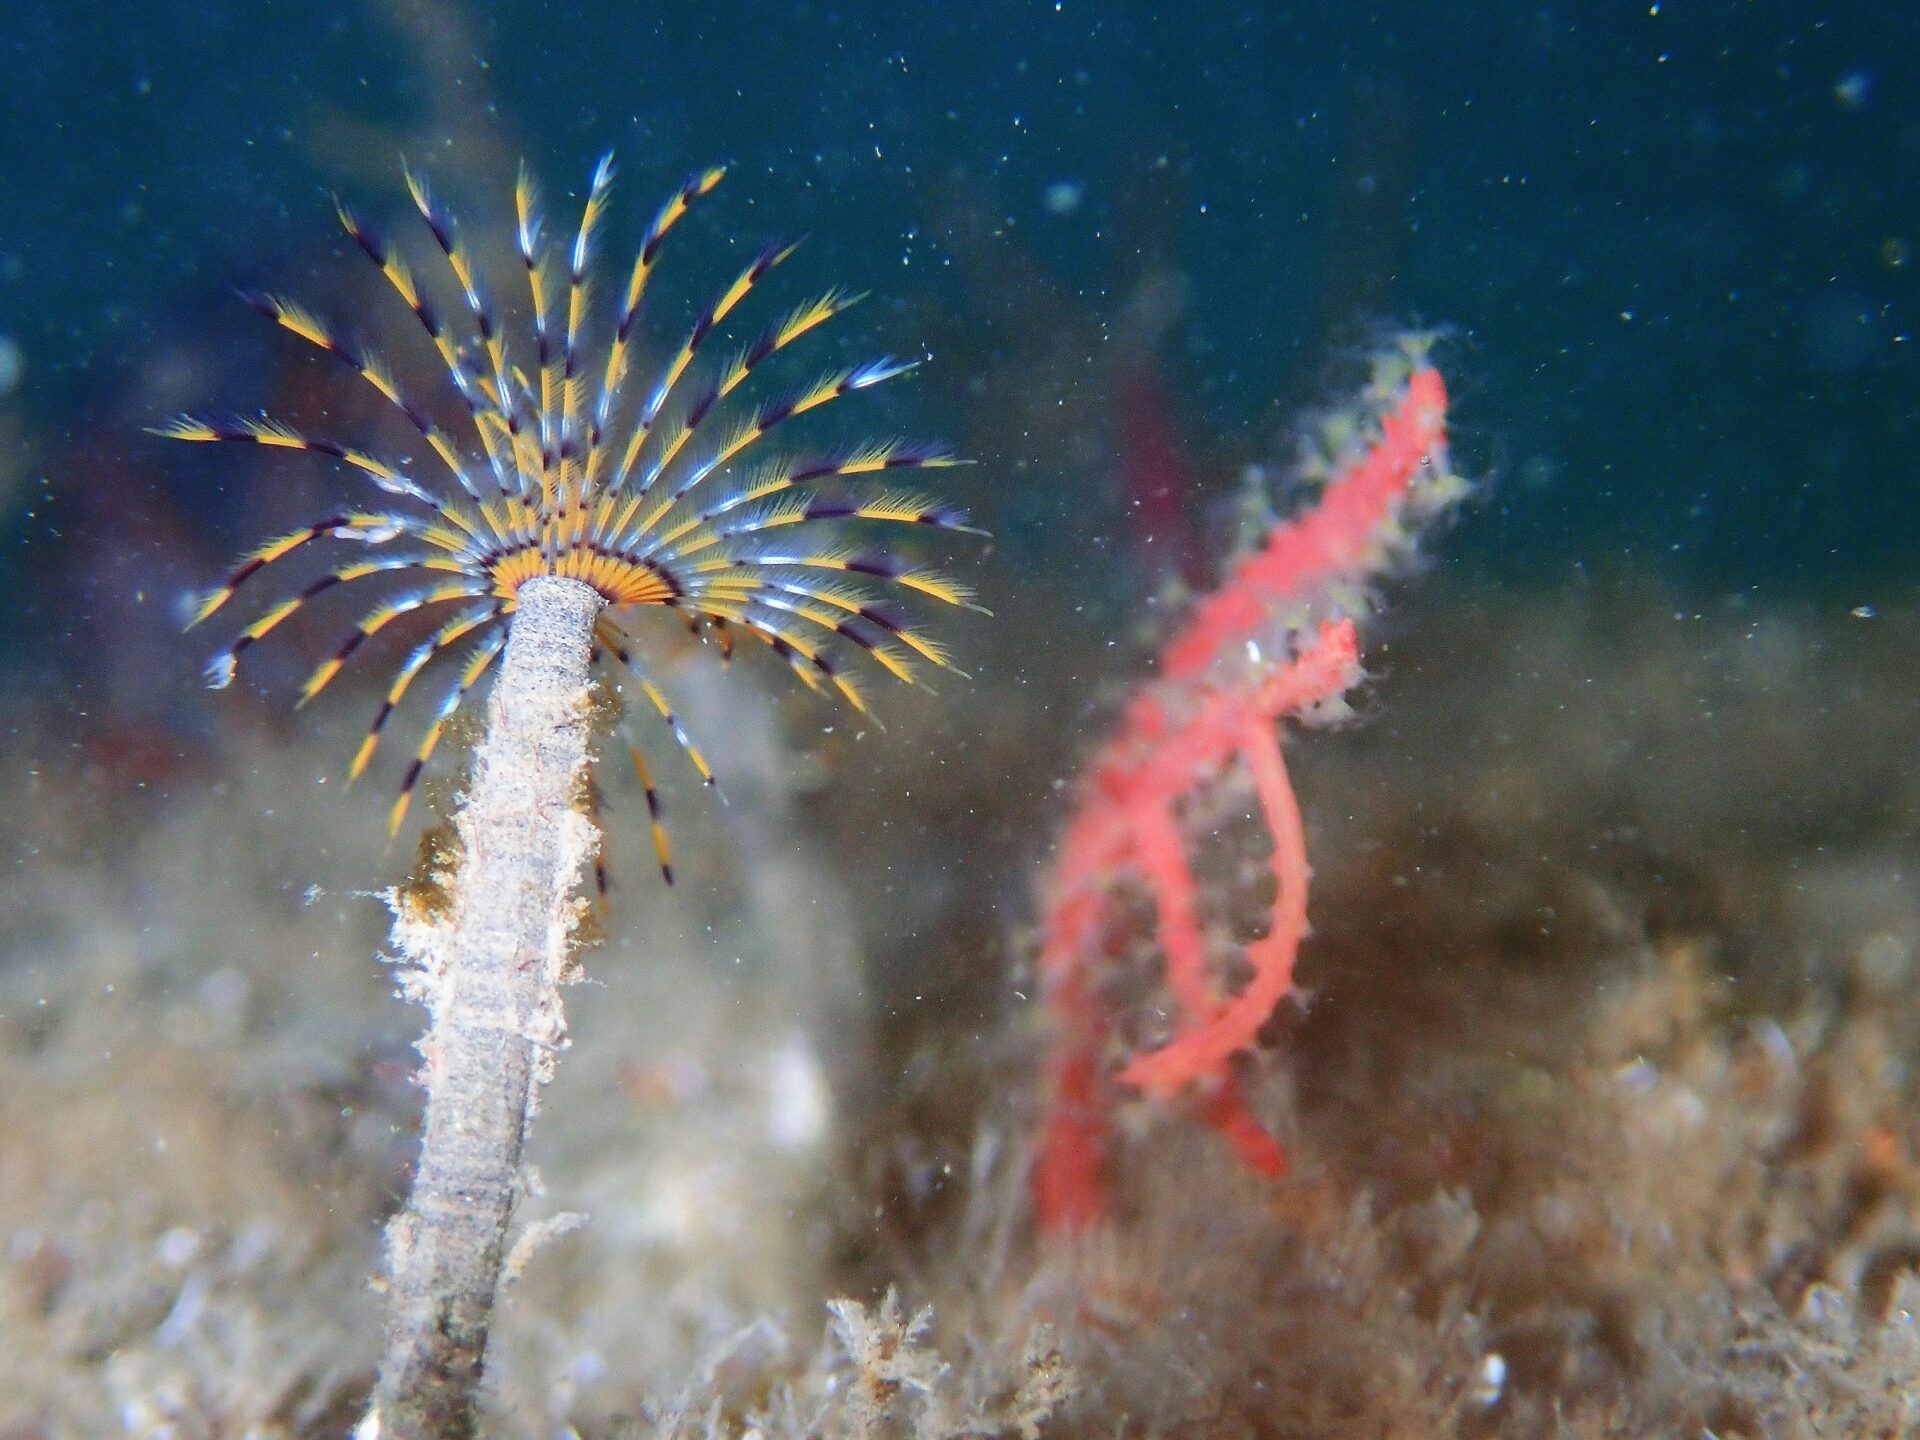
xmin=2 ymin=0 xmax=1915 ymax=658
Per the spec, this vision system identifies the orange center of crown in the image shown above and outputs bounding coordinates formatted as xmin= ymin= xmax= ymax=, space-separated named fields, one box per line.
xmin=488 ymin=546 xmax=676 ymax=609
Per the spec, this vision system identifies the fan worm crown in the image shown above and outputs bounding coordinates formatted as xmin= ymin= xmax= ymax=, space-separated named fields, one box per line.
xmin=164 ymin=156 xmax=984 ymax=860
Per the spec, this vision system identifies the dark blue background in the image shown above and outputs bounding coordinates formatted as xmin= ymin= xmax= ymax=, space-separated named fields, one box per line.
xmin=4 ymin=0 xmax=1916 ymax=612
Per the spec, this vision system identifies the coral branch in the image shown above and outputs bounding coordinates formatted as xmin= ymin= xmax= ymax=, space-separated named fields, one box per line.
xmin=1116 ymin=620 xmax=1358 ymax=1098
xmin=1034 ymin=347 xmax=1461 ymax=1232
xmin=1161 ymin=363 xmax=1451 ymax=681
xmin=368 ymin=575 xmax=603 ymax=1440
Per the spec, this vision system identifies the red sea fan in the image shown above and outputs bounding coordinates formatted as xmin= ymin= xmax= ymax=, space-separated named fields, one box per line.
xmin=1034 ymin=342 xmax=1465 ymax=1232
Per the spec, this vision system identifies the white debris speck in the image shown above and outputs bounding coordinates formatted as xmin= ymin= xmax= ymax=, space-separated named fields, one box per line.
xmin=156 ymin=1226 xmax=202 ymax=1269
xmin=1043 ymin=180 xmax=1085 ymax=215
xmin=1472 ymin=1352 xmax=1507 ymax=1406
xmin=764 ymin=1031 xmax=832 ymax=1153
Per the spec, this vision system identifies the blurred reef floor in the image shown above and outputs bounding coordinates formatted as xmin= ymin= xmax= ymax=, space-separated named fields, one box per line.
xmin=3 ymin=578 xmax=1919 ymax=1438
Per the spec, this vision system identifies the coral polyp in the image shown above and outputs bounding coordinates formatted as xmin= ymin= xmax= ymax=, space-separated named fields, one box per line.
xmin=163 ymin=155 xmax=981 ymax=847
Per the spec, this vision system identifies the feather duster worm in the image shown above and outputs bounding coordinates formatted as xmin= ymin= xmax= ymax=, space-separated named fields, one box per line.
xmin=166 ymin=157 xmax=980 ymax=1438
xmin=165 ymin=155 xmax=981 ymax=875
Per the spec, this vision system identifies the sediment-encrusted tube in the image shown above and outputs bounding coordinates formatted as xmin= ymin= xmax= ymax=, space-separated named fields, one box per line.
xmin=366 ymin=575 xmax=603 ymax=1440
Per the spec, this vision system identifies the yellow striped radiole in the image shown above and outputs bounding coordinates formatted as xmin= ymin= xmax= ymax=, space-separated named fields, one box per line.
xmin=161 ymin=155 xmax=984 ymax=880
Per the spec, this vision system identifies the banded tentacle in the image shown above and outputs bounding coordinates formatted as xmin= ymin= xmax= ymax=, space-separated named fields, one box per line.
xmin=607 ymin=237 xmax=801 ymax=501
xmin=387 ymin=624 xmax=511 ymax=837
xmin=558 ymin=153 xmax=616 ymax=506
xmin=589 ymin=289 xmax=869 ymax=545
xmin=595 ymin=616 xmax=718 ymax=790
xmin=297 ymin=578 xmax=495 ymax=707
xmin=513 ymin=167 xmax=561 ymax=487
xmin=587 ymin=165 xmax=727 ymax=492
xmin=726 ymin=572 xmax=964 ymax=674
xmin=182 ymin=511 xmax=422 ymax=629
xmin=397 ymin=166 xmax=524 ymax=501
xmin=712 ymin=543 xmax=987 ymax=612
xmin=335 ymin=203 xmax=512 ymax=502
xmin=633 ymin=439 xmax=964 ymax=554
xmin=236 ymin=292 xmax=492 ymax=503
xmin=348 ymin=602 xmax=502 ymax=785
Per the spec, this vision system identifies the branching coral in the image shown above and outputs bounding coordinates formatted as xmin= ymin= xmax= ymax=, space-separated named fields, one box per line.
xmin=1034 ymin=343 xmax=1466 ymax=1231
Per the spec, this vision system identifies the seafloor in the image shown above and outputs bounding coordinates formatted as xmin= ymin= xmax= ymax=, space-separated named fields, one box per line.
xmin=3 ymin=573 xmax=1917 ymax=1439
